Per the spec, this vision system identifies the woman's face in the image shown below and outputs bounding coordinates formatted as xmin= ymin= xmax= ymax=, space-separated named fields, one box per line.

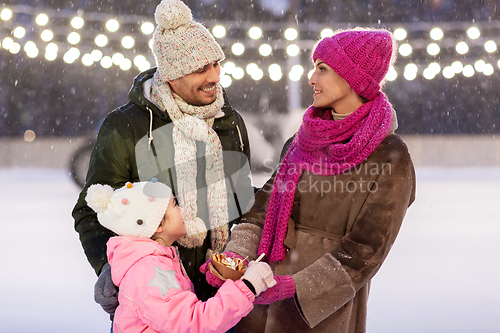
xmin=308 ymin=59 xmax=356 ymax=113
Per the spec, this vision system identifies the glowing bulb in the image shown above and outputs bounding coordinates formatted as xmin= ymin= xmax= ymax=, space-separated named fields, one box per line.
xmin=394 ymin=28 xmax=407 ymax=41
xmin=259 ymin=44 xmax=272 ymax=56
xmin=485 ymin=40 xmax=497 ymax=53
xmin=456 ymin=42 xmax=469 ymax=54
xmin=106 ymin=19 xmax=119 ymax=32
xmin=467 ymin=27 xmax=480 ymax=39
xmin=286 ymin=44 xmax=300 ymax=57
xmin=399 ymin=43 xmax=412 ymax=57
xmin=430 ymin=28 xmax=444 ymax=40
xmin=284 ymin=28 xmax=298 ymax=41
xmin=67 ymin=32 xmax=81 ymax=45
xmin=141 ymin=22 xmax=155 ymax=35
xmin=249 ymin=27 xmax=262 ymax=40
xmin=40 ymin=29 xmax=53 ymax=42
xmin=95 ymin=34 xmax=108 ymax=47
xmin=121 ymin=36 xmax=135 ymax=49
xmin=231 ymin=43 xmax=245 ymax=56
xmin=269 ymin=64 xmax=282 ymax=81
xmin=1 ymin=8 xmax=13 ymax=21
xmin=427 ymin=43 xmax=440 ymax=56
xmin=35 ymin=14 xmax=49 ymax=26
xmin=71 ymin=17 xmax=84 ymax=29
xmin=213 ymin=25 xmax=226 ymax=38
xmin=13 ymin=27 xmax=26 ymax=39
xmin=320 ymin=29 xmax=334 ymax=38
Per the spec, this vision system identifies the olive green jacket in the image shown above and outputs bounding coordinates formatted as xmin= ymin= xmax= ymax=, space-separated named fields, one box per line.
xmin=72 ymin=68 xmax=252 ymax=301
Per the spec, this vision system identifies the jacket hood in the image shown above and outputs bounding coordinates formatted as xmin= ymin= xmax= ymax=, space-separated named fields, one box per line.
xmin=128 ymin=67 xmax=237 ymax=126
xmin=107 ymin=236 xmax=176 ymax=286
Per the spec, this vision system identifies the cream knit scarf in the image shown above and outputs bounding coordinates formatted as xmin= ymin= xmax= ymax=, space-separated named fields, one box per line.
xmin=151 ymin=72 xmax=229 ymax=253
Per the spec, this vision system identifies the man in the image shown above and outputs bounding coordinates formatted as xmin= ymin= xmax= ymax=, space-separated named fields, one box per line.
xmin=72 ymin=0 xmax=253 ymax=317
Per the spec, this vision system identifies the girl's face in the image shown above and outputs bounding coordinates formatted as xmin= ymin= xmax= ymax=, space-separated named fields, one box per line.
xmin=161 ymin=197 xmax=187 ymax=244
xmin=308 ymin=59 xmax=358 ymax=114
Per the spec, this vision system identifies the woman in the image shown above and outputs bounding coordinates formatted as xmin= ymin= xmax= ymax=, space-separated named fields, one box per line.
xmin=202 ymin=28 xmax=416 ymax=332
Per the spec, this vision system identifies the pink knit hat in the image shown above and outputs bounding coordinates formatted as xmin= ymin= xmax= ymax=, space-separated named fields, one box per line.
xmin=312 ymin=28 xmax=395 ymax=101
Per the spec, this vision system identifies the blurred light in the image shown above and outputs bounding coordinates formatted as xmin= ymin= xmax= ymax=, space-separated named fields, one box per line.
xmin=134 ymin=55 xmax=150 ymax=71
xmin=82 ymin=53 xmax=94 ymax=66
xmin=101 ymin=56 xmax=113 ymax=68
xmin=13 ymin=27 xmax=26 ymax=39
xmin=498 ymin=60 xmax=500 ymax=69
xmin=423 ymin=67 xmax=436 ymax=80
xmin=232 ymin=67 xmax=244 ymax=79
xmin=122 ymin=36 xmax=135 ymax=49
xmin=249 ymin=27 xmax=262 ymax=40
xmin=112 ymin=53 xmax=125 ymax=66
xmin=106 ymin=19 xmax=119 ymax=32
xmin=67 ymin=32 xmax=81 ymax=45
xmin=455 ymin=42 xmax=469 ymax=54
xmin=45 ymin=42 xmax=58 ymax=61
xmin=284 ymin=28 xmax=298 ymax=41
xmin=223 ymin=61 xmax=236 ymax=74
xmin=120 ymin=58 xmax=132 ymax=71
xmin=398 ymin=43 xmax=412 ymax=56
xmin=24 ymin=130 xmax=36 ymax=142
xmin=451 ymin=61 xmax=464 ymax=73
xmin=430 ymin=27 xmax=444 ymax=40
xmin=483 ymin=64 xmax=494 ymax=76
xmin=474 ymin=60 xmax=485 ymax=72
xmin=95 ymin=34 xmax=108 ymax=47
xmin=307 ymin=69 xmax=314 ymax=80
xmin=259 ymin=44 xmax=272 ymax=56
xmin=71 ymin=16 xmax=84 ymax=29
xmin=467 ymin=27 xmax=480 ymax=39
xmin=220 ymin=74 xmax=232 ymax=88
xmin=36 ymin=14 xmax=49 ymax=26
xmin=462 ymin=65 xmax=474 ymax=77
xmin=404 ymin=63 xmax=418 ymax=81
xmin=246 ymin=63 xmax=264 ymax=80
xmin=286 ymin=44 xmax=300 ymax=57
xmin=9 ymin=42 xmax=21 ymax=54
xmin=1 ymin=8 xmax=13 ymax=21
xmin=289 ymin=64 xmax=304 ymax=82
xmin=2 ymin=37 xmax=14 ymax=49
xmin=231 ymin=43 xmax=245 ymax=56
xmin=423 ymin=63 xmax=440 ymax=80
xmin=386 ymin=66 xmax=397 ymax=81
xmin=442 ymin=66 xmax=455 ymax=79
xmin=427 ymin=43 xmax=440 ymax=56
xmin=212 ymin=25 xmax=226 ymax=38
xmin=269 ymin=64 xmax=282 ymax=81
xmin=24 ymin=41 xmax=39 ymax=58
xmin=141 ymin=22 xmax=155 ymax=35
xmin=91 ymin=49 xmax=103 ymax=62
xmin=394 ymin=28 xmax=407 ymax=41
xmin=484 ymin=40 xmax=497 ymax=53
xmin=320 ymin=29 xmax=334 ymax=38
xmin=40 ymin=29 xmax=53 ymax=42
xmin=63 ymin=47 xmax=80 ymax=64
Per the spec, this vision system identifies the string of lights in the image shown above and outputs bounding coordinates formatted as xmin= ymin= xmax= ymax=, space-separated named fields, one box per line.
xmin=1 ymin=4 xmax=499 ymax=89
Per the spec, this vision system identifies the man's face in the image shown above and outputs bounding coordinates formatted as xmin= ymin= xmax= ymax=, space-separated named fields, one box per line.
xmin=168 ymin=61 xmax=221 ymax=106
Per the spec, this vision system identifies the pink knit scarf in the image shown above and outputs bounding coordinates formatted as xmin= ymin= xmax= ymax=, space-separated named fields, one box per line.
xmin=258 ymin=92 xmax=393 ymax=262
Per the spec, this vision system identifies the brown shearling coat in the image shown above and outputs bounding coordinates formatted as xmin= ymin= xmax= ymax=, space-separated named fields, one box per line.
xmin=225 ymin=133 xmax=416 ymax=333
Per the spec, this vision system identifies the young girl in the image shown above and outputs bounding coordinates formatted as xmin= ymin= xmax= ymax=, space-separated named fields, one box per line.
xmin=85 ymin=180 xmax=276 ymax=333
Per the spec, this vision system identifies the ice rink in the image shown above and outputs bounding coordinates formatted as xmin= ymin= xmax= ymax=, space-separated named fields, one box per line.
xmin=0 ymin=167 xmax=499 ymax=332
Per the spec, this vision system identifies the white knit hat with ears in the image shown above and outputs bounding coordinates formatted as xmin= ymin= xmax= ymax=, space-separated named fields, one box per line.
xmin=85 ymin=181 xmax=172 ymax=238
xmin=151 ymin=0 xmax=225 ymax=81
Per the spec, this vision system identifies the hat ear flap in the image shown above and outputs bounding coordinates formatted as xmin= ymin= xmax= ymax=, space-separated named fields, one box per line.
xmin=85 ymin=184 xmax=114 ymax=213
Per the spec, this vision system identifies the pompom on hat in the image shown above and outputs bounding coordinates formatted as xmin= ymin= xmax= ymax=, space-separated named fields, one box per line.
xmin=152 ymin=0 xmax=225 ymax=81
xmin=312 ymin=28 xmax=396 ymax=101
xmin=85 ymin=180 xmax=172 ymax=238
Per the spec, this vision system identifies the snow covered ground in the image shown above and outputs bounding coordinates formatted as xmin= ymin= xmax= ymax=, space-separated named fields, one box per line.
xmin=0 ymin=167 xmax=499 ymax=332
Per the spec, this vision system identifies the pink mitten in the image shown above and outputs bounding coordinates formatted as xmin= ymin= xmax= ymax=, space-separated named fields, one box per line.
xmin=253 ymin=275 xmax=295 ymax=305
xmin=199 ymin=251 xmax=246 ymax=288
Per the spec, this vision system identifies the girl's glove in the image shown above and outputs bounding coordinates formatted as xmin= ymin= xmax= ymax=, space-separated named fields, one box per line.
xmin=241 ymin=261 xmax=277 ymax=297
xmin=254 ymin=275 xmax=295 ymax=305
xmin=199 ymin=251 xmax=246 ymax=288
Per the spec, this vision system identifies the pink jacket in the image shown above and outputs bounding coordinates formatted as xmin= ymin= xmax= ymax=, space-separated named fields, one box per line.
xmin=107 ymin=236 xmax=255 ymax=333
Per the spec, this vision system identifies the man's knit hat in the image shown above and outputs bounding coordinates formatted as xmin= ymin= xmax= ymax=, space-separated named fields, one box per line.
xmin=152 ymin=0 xmax=225 ymax=81
xmin=312 ymin=28 xmax=396 ymax=101
xmin=85 ymin=181 xmax=172 ymax=238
